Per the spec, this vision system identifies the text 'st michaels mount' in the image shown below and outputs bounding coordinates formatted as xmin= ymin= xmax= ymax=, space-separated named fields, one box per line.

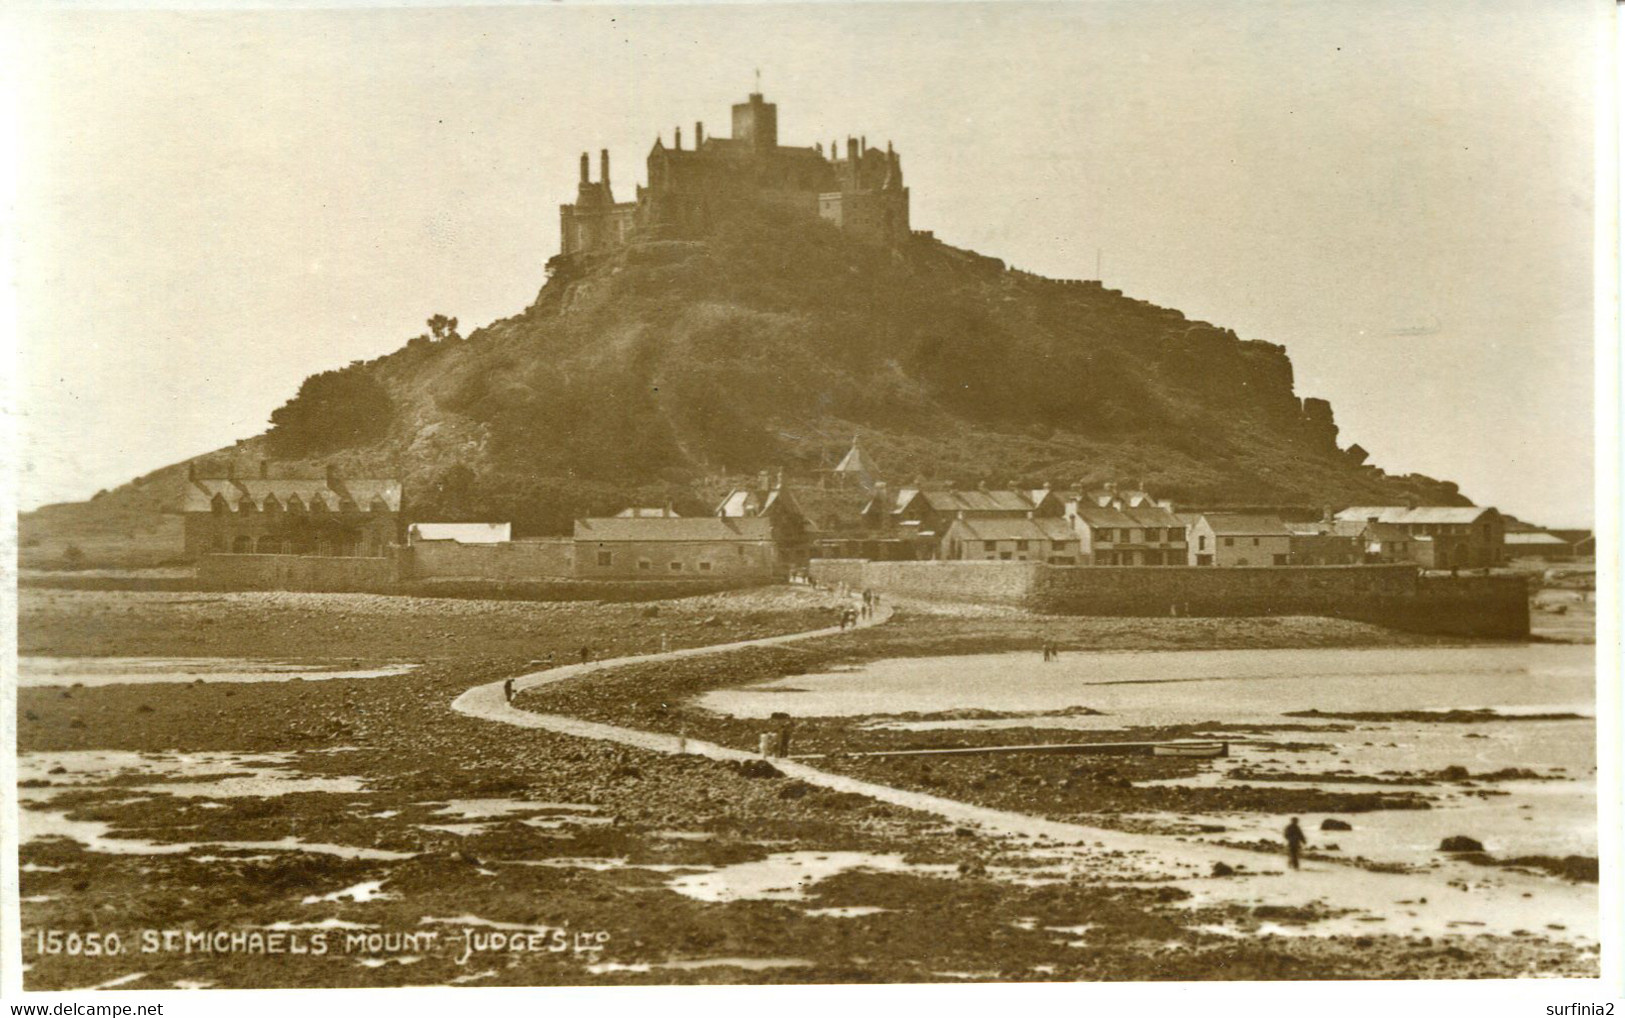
xmin=559 ymin=91 xmax=911 ymax=258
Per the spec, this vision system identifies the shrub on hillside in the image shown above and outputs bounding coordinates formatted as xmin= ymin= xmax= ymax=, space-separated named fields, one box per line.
xmin=265 ymin=366 xmax=394 ymax=457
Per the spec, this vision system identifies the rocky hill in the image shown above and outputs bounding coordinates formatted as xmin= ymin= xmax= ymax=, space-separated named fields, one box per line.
xmin=22 ymin=203 xmax=1468 ymax=566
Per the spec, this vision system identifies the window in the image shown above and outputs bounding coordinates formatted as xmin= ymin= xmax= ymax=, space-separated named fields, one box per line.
xmin=1223 ymin=537 xmax=1235 ymax=547
xmin=638 ymin=559 xmax=652 ymax=571
xmin=699 ymin=561 xmax=713 ymax=572
xmin=1198 ymin=535 xmax=1208 ymax=551
xmin=1016 ymin=540 xmax=1030 ymax=551
xmin=670 ymin=561 xmax=683 ymax=571
xmin=597 ymin=550 xmax=613 ymax=567
xmin=1000 ymin=552 xmax=1013 ymax=560
xmin=1273 ymin=554 xmax=1289 ymax=566
xmin=1145 ymin=528 xmax=1160 ymax=543
xmin=1252 ymin=537 xmax=1260 ymax=546
xmin=1099 ymin=528 xmax=1114 ymax=542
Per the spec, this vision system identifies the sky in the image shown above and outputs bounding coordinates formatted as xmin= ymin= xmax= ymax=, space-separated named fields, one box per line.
xmin=8 ymin=0 xmax=1604 ymax=526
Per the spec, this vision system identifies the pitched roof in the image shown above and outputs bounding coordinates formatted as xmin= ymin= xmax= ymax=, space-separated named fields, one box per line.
xmin=918 ymin=490 xmax=1034 ymax=513
xmin=1362 ymin=522 xmax=1415 ymax=542
xmin=409 ymin=522 xmax=511 ymax=544
xmin=1121 ymin=505 xmax=1183 ymax=528
xmin=183 ymin=478 xmax=401 ymax=513
xmin=1334 ymin=506 xmax=1497 ymax=525
xmin=574 ymin=516 xmax=774 ymax=542
xmin=947 ymin=517 xmax=1077 ymax=542
xmin=615 ymin=506 xmax=682 ymax=518
xmin=1197 ymin=513 xmax=1293 ymax=536
xmin=833 ymin=439 xmax=879 ymax=476
xmin=1504 ymin=531 xmax=1569 ymax=546
xmin=1072 ymin=505 xmax=1138 ymax=528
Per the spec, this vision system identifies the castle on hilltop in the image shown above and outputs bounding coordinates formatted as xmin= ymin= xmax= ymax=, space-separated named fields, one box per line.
xmin=560 ymin=91 xmax=911 ymax=258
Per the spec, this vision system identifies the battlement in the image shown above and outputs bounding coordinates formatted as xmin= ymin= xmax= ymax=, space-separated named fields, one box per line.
xmin=559 ymin=91 xmax=910 ymax=259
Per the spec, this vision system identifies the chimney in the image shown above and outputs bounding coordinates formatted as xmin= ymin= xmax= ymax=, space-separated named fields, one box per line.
xmin=600 ymin=148 xmax=610 ymax=186
xmin=579 ymin=151 xmax=589 ymax=184
xmin=695 ymin=122 xmax=704 ymax=147
xmin=674 ymin=125 xmax=682 ymax=150
xmin=815 ymin=141 xmax=823 ymax=155
xmin=847 ymin=138 xmax=859 ymax=187
xmin=259 ymin=459 xmax=269 ymax=480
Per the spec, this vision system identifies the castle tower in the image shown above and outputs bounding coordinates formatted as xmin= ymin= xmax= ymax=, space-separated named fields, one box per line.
xmin=732 ymin=92 xmax=778 ymax=150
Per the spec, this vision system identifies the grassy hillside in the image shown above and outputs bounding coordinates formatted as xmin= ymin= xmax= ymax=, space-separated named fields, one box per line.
xmin=21 ymin=204 xmax=1468 ymax=566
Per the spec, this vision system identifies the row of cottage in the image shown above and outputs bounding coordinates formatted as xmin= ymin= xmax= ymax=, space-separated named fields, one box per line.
xmin=845 ymin=482 xmax=1508 ymax=570
xmin=181 ymin=459 xmax=1511 ymax=582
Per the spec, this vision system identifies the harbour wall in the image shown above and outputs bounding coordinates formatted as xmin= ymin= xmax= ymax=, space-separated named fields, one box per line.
xmin=808 ymin=560 xmax=1529 ymax=639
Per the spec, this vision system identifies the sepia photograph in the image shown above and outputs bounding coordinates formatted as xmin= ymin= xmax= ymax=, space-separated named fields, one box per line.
xmin=3 ymin=0 xmax=1616 ymax=1002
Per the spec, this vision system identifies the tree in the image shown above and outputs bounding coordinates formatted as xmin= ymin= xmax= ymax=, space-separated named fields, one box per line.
xmin=265 ymin=366 xmax=394 ymax=457
xmin=427 ymin=314 xmax=461 ymax=343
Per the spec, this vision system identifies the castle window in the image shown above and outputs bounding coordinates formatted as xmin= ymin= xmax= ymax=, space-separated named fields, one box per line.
xmin=669 ymin=561 xmax=683 ymax=571
xmin=699 ymin=561 xmax=713 ymax=572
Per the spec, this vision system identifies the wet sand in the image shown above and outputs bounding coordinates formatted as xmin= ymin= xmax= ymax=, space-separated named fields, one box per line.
xmin=16 ymin=588 xmax=1598 ymax=986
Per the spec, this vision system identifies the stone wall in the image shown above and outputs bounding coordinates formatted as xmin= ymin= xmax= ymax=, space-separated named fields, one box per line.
xmin=407 ymin=539 xmax=574 ymax=581
xmin=1028 ymin=564 xmax=1417 ymax=617
xmin=809 ymin=559 xmax=1529 ymax=638
xmin=806 ymin=558 xmax=866 ymax=589
xmin=197 ymin=554 xmax=400 ymax=592
xmin=811 ymin=559 xmax=1039 ymax=606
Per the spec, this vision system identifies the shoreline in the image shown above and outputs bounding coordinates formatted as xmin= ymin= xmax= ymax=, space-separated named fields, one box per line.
xmin=16 ymin=587 xmax=1599 ymax=986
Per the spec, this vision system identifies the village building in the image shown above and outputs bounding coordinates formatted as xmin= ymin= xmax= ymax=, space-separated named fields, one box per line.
xmin=1504 ymin=531 xmax=1576 ymax=561
xmin=558 ymin=91 xmax=910 ymax=259
xmin=1333 ymin=505 xmax=1506 ymax=568
xmin=181 ymin=463 xmax=401 ymax=558
xmin=615 ymin=506 xmax=682 ymax=518
xmin=572 ymin=516 xmax=781 ymax=579
xmin=407 ymin=522 xmax=511 ymax=544
xmin=1547 ymin=529 xmax=1596 ymax=559
xmin=941 ymin=516 xmax=1081 ymax=564
xmin=1186 ymin=513 xmax=1293 ymax=566
xmin=865 ymin=486 xmax=1065 ymax=550
xmin=1357 ymin=522 xmax=1431 ymax=566
xmin=828 ymin=436 xmax=882 ymax=492
xmin=1284 ymin=521 xmax=1363 ymax=565
xmin=1068 ymin=503 xmax=1189 ymax=566
xmin=715 ymin=472 xmax=812 ymax=567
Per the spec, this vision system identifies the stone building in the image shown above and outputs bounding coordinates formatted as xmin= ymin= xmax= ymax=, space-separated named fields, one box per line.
xmin=1069 ymin=503 xmax=1189 ymax=566
xmin=572 ymin=516 xmax=781 ymax=579
xmin=559 ymin=91 xmax=910 ymax=258
xmin=1187 ymin=513 xmax=1293 ymax=567
xmin=716 ymin=472 xmax=812 ymax=567
xmin=1332 ymin=505 xmax=1506 ymax=568
xmin=941 ymin=517 xmax=1081 ymax=564
xmin=181 ymin=464 xmax=401 ymax=558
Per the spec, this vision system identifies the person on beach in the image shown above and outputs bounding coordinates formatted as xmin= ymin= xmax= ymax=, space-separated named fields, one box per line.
xmin=503 ymin=675 xmax=515 ymax=704
xmin=1284 ymin=817 xmax=1308 ymax=870
xmin=579 ymin=646 xmax=591 ymax=664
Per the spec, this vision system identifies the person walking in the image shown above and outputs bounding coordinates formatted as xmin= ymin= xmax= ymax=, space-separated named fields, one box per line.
xmin=1284 ymin=817 xmax=1308 ymax=870
xmin=503 ymin=675 xmax=516 ymax=705
xmin=579 ymin=645 xmax=591 ymax=665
